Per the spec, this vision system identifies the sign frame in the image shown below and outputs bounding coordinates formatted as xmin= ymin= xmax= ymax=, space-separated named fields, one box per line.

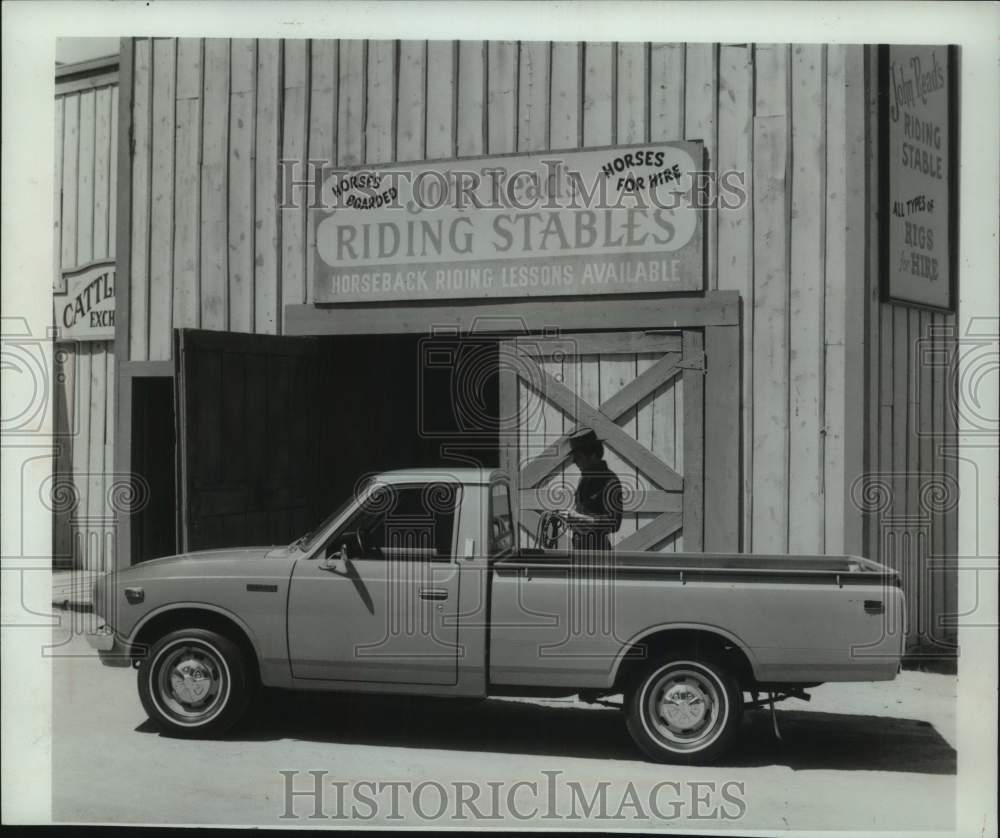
xmin=307 ymin=141 xmax=708 ymax=306
xmin=878 ymin=44 xmax=959 ymax=312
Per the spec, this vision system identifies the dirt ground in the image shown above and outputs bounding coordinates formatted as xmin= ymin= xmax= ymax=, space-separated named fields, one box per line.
xmin=50 ymin=618 xmax=955 ymax=830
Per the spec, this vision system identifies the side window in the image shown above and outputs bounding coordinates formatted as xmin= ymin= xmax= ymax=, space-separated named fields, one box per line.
xmin=489 ymin=481 xmax=514 ymax=556
xmin=329 ymin=483 xmax=459 ymax=562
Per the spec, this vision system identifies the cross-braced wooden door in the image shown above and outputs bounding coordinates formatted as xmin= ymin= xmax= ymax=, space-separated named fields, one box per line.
xmin=499 ymin=330 xmax=704 ymax=552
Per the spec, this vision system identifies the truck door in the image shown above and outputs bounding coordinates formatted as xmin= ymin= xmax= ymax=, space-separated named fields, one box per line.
xmin=173 ymin=328 xmax=324 ymax=552
xmin=287 ymin=481 xmax=462 ymax=685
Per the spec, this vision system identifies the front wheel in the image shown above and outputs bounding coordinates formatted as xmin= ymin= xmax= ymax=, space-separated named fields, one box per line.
xmin=625 ymin=656 xmax=742 ymax=764
xmin=138 ymin=628 xmax=251 ymax=737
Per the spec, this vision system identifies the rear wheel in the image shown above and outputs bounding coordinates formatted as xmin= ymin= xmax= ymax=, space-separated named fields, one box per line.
xmin=625 ymin=655 xmax=742 ymax=764
xmin=138 ymin=628 xmax=252 ymax=737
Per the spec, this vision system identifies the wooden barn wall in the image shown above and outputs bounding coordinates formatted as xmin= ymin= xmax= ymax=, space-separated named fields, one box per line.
xmin=53 ymin=78 xmax=119 ymax=569
xmin=861 ymin=52 xmax=959 ymax=649
xmin=123 ymin=38 xmax=861 ymax=557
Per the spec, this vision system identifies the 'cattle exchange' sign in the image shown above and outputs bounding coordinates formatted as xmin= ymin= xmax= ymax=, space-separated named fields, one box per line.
xmin=53 ymin=260 xmax=115 ymax=341
xmin=884 ymin=46 xmax=954 ymax=309
xmin=311 ymin=143 xmax=705 ymax=303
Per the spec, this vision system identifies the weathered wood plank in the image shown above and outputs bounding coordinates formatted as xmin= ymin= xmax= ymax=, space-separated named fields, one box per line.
xmin=148 ymin=38 xmax=176 ymax=360
xmin=53 ymin=97 xmax=64 ymax=286
xmin=617 ymin=42 xmax=647 ymax=144
xmin=841 ymin=44 xmax=869 ymax=557
xmin=109 ymin=86 xmax=119 ymax=255
xmin=61 ymin=94 xmax=80 ymax=273
xmin=92 ymin=86 xmax=113 ymax=260
xmin=254 ymin=39 xmax=281 ymax=334
xmin=755 ymin=43 xmax=790 ymax=117
xmin=337 ymin=40 xmax=365 ymax=166
xmin=751 ymin=114 xmax=790 ymax=552
xmin=228 ymin=38 xmax=256 ymax=332
xmin=550 ymin=42 xmax=581 ymax=149
xmin=397 ymin=40 xmax=426 ymax=161
xmin=366 ymin=40 xmax=396 ymax=164
xmin=516 ymin=331 xmax=682 ymax=356
xmin=457 ymin=41 xmax=486 ymax=157
xmin=635 ymin=353 xmax=656 ymax=538
xmin=650 ymin=43 xmax=684 ymax=141
xmin=824 ymin=44 xmax=848 ymax=554
xmin=704 ymin=325 xmax=740 ymax=551
xmin=788 ymin=44 xmax=826 ymax=554
xmin=599 ymin=353 xmax=637 ymax=542
xmin=285 ymin=291 xmax=741 ymax=335
xmin=76 ymin=90 xmax=96 ymax=265
xmin=86 ymin=344 xmax=107 ymax=568
xmin=280 ymin=39 xmax=309 ymax=315
xmin=717 ymin=44 xmax=753 ymax=548
xmin=582 ymin=42 xmax=613 ymax=145
xmin=305 ymin=39 xmax=338 ymax=305
xmin=173 ymin=38 xmax=202 ymax=331
xmin=684 ymin=43 xmax=718 ymax=289
xmin=518 ymin=40 xmax=549 ymax=151
xmin=425 ymin=41 xmax=456 ymax=159
xmin=130 ymin=38 xmax=153 ymax=361
xmin=682 ymin=330 xmax=704 ymax=551
xmin=200 ymin=39 xmax=230 ymax=332
xmin=488 ymin=41 xmax=518 ymax=153
xmin=72 ymin=346 xmax=92 ymax=567
xmin=497 ymin=341 xmax=520 ymax=531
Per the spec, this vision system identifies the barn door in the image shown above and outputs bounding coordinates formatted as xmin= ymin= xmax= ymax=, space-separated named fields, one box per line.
xmin=500 ymin=331 xmax=704 ymax=552
xmin=174 ymin=329 xmax=324 ymax=552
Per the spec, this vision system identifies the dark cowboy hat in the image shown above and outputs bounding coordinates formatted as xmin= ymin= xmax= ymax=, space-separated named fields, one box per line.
xmin=568 ymin=426 xmax=603 ymax=452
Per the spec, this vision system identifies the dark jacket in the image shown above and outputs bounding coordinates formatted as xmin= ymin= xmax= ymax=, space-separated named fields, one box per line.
xmin=572 ymin=461 xmax=624 ymax=550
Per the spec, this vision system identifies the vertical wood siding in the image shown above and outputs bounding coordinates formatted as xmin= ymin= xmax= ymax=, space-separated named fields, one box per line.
xmin=120 ymin=38 xmax=957 ymax=639
xmin=54 ymin=74 xmax=119 ymax=570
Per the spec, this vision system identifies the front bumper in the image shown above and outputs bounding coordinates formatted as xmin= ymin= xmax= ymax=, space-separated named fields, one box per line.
xmin=86 ymin=621 xmax=132 ymax=667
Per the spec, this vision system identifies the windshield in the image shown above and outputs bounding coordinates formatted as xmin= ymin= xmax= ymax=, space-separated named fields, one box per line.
xmin=292 ymin=492 xmax=359 ymax=553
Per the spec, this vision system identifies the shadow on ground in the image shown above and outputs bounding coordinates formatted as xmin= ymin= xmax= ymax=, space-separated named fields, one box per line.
xmin=136 ymin=690 xmax=956 ymax=774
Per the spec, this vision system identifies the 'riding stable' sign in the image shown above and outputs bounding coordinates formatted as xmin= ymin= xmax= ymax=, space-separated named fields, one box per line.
xmin=308 ymin=142 xmax=707 ymax=304
xmin=881 ymin=45 xmax=956 ymax=310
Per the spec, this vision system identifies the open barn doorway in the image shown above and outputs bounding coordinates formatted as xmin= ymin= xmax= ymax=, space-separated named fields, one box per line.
xmin=170 ymin=329 xmax=501 ymax=555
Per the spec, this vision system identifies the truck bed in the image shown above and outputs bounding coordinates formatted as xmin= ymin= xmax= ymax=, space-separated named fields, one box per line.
xmin=496 ymin=549 xmax=899 ymax=585
xmin=489 ymin=549 xmax=904 ymax=689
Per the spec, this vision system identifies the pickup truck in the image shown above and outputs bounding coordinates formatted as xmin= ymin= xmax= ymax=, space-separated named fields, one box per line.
xmin=89 ymin=467 xmax=904 ymax=764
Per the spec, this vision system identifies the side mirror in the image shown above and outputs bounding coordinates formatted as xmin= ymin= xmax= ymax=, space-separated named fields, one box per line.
xmin=320 ymin=531 xmax=363 ymax=573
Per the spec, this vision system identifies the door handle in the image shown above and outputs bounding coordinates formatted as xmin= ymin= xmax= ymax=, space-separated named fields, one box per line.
xmin=418 ymin=587 xmax=449 ymax=601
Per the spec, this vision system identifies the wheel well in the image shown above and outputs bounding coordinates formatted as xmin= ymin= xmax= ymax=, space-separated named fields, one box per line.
xmin=130 ymin=608 xmax=260 ymax=682
xmin=612 ymin=629 xmax=756 ymax=693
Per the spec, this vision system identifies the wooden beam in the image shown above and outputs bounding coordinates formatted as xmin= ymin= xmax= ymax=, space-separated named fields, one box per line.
xmin=682 ymin=330 xmax=704 ymax=551
xmin=525 ymin=368 xmax=684 ymax=491
xmin=617 ymin=511 xmax=683 ymax=551
xmin=113 ymin=37 xmax=135 ymax=569
xmin=518 ymin=352 xmax=684 ymax=488
xmin=704 ymin=325 xmax=741 ymax=551
xmin=285 ymin=291 xmax=740 ymax=336
xmin=514 ymin=331 xmax=682 ymax=356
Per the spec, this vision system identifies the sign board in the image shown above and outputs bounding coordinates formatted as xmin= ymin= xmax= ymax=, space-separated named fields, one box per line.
xmin=53 ymin=259 xmax=116 ymax=341
xmin=882 ymin=45 xmax=956 ymax=310
xmin=310 ymin=142 xmax=705 ymax=304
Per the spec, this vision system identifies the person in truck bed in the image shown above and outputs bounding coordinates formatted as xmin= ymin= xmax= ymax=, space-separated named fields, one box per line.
xmin=565 ymin=427 xmax=624 ymax=551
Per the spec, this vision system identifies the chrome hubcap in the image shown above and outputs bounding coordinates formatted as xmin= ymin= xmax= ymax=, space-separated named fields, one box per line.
xmin=644 ymin=665 xmax=725 ymax=752
xmin=153 ymin=641 xmax=229 ymax=725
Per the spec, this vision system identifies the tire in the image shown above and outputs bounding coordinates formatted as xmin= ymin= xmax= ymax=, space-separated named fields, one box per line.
xmin=625 ymin=655 xmax=743 ymax=764
xmin=138 ymin=628 xmax=252 ymax=737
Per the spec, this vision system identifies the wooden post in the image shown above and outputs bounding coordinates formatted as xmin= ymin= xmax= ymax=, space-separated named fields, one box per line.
xmin=704 ymin=324 xmax=741 ymax=551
